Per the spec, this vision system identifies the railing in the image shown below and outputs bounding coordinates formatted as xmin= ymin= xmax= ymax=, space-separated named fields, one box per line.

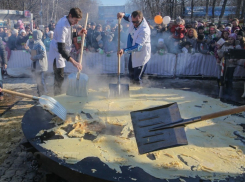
xmin=6 ymin=50 xmax=245 ymax=77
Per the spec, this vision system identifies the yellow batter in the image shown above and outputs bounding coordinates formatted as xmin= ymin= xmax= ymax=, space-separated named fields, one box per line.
xmin=38 ymin=87 xmax=245 ymax=180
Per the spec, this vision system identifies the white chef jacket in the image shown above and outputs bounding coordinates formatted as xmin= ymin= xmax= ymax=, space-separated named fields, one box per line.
xmin=127 ymin=15 xmax=151 ymax=68
xmin=49 ymin=16 xmax=72 ymax=68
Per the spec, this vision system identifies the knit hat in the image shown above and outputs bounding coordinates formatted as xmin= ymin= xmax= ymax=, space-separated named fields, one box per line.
xmin=197 ymin=23 xmax=204 ymax=28
xmin=47 ymin=31 xmax=54 ymax=36
xmin=198 ymin=26 xmax=204 ymax=30
xmin=176 ymin=16 xmax=181 ymax=23
xmin=237 ymin=30 xmax=244 ymax=37
xmin=91 ymin=22 xmax=96 ymax=26
xmin=228 ymin=33 xmax=237 ymax=40
xmin=20 ymin=29 xmax=26 ymax=34
xmin=225 ymin=26 xmax=232 ymax=32
xmin=12 ymin=29 xmax=18 ymax=35
xmin=223 ymin=27 xmax=231 ymax=34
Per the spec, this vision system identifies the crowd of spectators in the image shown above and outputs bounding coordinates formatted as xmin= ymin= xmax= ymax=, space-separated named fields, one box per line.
xmin=0 ymin=16 xmax=245 ymax=95
xmin=2 ymin=17 xmax=244 ymax=60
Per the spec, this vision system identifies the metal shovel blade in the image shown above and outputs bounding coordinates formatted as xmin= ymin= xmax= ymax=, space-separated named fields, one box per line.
xmin=66 ymin=72 xmax=88 ymax=97
xmin=108 ymin=83 xmax=129 ymax=98
xmin=130 ymin=103 xmax=188 ymax=154
xmin=39 ymin=95 xmax=67 ymax=121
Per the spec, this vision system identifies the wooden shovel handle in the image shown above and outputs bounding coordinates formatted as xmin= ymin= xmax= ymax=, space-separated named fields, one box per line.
xmin=1 ymin=89 xmax=38 ymax=100
xmin=118 ymin=18 xmax=121 ymax=76
xmin=151 ymin=104 xmax=245 ymax=131
xmin=201 ymin=105 xmax=245 ymax=121
xmin=79 ymin=13 xmax=88 ymax=66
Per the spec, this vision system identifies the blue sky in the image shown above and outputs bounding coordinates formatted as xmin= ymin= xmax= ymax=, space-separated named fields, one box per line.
xmin=99 ymin=0 xmax=128 ymax=6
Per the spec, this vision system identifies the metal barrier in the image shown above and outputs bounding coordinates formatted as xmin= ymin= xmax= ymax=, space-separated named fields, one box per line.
xmin=6 ymin=50 xmax=245 ymax=77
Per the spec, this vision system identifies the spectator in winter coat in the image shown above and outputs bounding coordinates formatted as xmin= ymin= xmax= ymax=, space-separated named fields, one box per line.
xmin=42 ymin=26 xmax=49 ymax=41
xmin=92 ymin=24 xmax=103 ymax=50
xmin=7 ymin=29 xmax=18 ymax=50
xmin=25 ymin=34 xmax=34 ymax=50
xmin=1 ymin=28 xmax=9 ymax=42
xmin=217 ymin=24 xmax=225 ymax=32
xmin=236 ymin=30 xmax=245 ymax=49
xmin=170 ymin=16 xmax=187 ymax=40
xmin=181 ymin=41 xmax=191 ymax=53
xmin=221 ymin=28 xmax=230 ymax=41
xmin=104 ymin=35 xmax=116 ymax=54
xmin=156 ymin=38 xmax=168 ymax=55
xmin=231 ymin=18 xmax=241 ymax=33
xmin=195 ymin=34 xmax=209 ymax=54
xmin=0 ymin=38 xmax=7 ymax=101
xmin=27 ymin=30 xmax=48 ymax=96
xmin=44 ymin=31 xmax=54 ymax=52
xmin=206 ymin=26 xmax=221 ymax=44
xmin=16 ymin=29 xmax=28 ymax=50
xmin=197 ymin=26 xmax=205 ymax=37
xmin=86 ymin=22 xmax=96 ymax=51
xmin=185 ymin=28 xmax=197 ymax=49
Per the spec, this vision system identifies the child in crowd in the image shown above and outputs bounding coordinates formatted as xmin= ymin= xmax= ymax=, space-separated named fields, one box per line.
xmin=97 ymin=40 xmax=104 ymax=54
xmin=181 ymin=41 xmax=191 ymax=53
xmin=170 ymin=16 xmax=187 ymax=41
xmin=27 ymin=30 xmax=48 ymax=96
xmin=104 ymin=35 xmax=116 ymax=55
xmin=156 ymin=38 xmax=168 ymax=55
xmin=26 ymin=34 xmax=34 ymax=50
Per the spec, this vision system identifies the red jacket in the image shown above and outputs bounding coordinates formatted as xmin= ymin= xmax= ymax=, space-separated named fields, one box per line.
xmin=170 ymin=24 xmax=186 ymax=39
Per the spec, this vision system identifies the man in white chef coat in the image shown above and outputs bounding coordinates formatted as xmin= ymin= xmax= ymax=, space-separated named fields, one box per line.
xmin=49 ymin=8 xmax=87 ymax=96
xmin=117 ymin=11 xmax=151 ymax=84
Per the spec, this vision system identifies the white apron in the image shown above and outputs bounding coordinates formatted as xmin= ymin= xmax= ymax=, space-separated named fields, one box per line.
xmin=49 ymin=16 xmax=72 ymax=68
xmin=128 ymin=16 xmax=151 ymax=68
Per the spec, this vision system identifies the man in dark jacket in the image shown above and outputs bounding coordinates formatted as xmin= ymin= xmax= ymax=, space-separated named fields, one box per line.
xmin=86 ymin=22 xmax=96 ymax=50
xmin=0 ymin=38 xmax=7 ymax=101
xmin=7 ymin=29 xmax=18 ymax=50
xmin=231 ymin=18 xmax=242 ymax=33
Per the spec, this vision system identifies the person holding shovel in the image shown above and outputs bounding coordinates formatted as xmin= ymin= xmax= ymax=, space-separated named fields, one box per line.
xmin=49 ymin=8 xmax=87 ymax=96
xmin=117 ymin=11 xmax=151 ymax=85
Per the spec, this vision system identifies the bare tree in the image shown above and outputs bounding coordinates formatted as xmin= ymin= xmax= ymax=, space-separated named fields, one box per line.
xmin=205 ymin=0 xmax=209 ymax=20
xmin=190 ymin=0 xmax=194 ymax=21
xmin=241 ymin=0 xmax=245 ymax=20
xmin=181 ymin=0 xmax=185 ymax=18
xmin=212 ymin=0 xmax=217 ymax=22
xmin=218 ymin=0 xmax=228 ymax=25
xmin=236 ymin=0 xmax=242 ymax=18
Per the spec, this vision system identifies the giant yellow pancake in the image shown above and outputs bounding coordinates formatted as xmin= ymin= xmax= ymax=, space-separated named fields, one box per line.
xmin=38 ymin=87 xmax=245 ymax=180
